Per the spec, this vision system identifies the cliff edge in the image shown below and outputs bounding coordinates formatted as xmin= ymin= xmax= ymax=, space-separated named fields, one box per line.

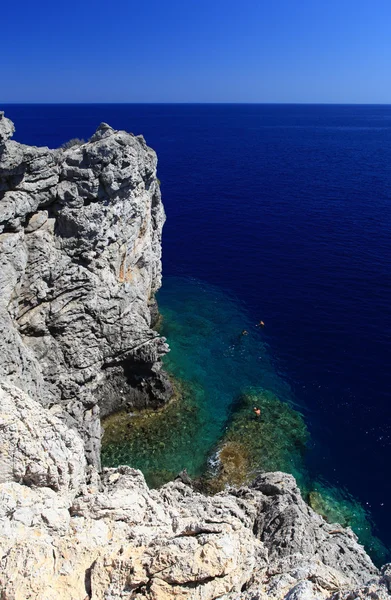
xmin=0 ymin=111 xmax=172 ymax=467
xmin=0 ymin=112 xmax=389 ymax=600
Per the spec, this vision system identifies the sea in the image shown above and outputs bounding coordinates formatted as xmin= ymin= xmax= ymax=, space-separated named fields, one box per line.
xmin=3 ymin=103 xmax=391 ymax=562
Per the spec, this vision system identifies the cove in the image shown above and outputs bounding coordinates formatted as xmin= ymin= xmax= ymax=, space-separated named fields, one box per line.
xmin=102 ymin=276 xmax=390 ymax=565
xmin=102 ymin=276 xmax=294 ymax=483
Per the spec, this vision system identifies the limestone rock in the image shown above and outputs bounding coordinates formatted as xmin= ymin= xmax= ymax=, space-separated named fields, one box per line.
xmin=0 ymin=112 xmax=172 ymax=466
xmin=0 ymin=111 xmax=14 ymax=144
xmin=0 ymin=382 xmax=86 ymax=497
xmin=251 ymin=472 xmax=377 ymax=587
xmin=330 ymin=563 xmax=391 ymax=599
xmin=0 ymin=385 xmax=382 ymax=600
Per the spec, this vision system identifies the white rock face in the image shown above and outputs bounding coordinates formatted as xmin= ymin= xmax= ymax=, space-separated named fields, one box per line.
xmin=0 ymin=382 xmax=86 ymax=497
xmin=0 ymin=112 xmax=389 ymax=599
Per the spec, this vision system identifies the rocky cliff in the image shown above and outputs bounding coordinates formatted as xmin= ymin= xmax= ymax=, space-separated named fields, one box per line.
xmin=0 ymin=112 xmax=389 ymax=600
xmin=0 ymin=111 xmax=172 ymax=467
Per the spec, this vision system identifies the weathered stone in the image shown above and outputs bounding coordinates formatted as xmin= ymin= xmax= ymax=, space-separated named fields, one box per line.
xmin=0 ymin=388 xmax=383 ymax=600
xmin=25 ymin=209 xmax=48 ymax=233
xmin=0 ymin=112 xmax=172 ymax=466
xmin=251 ymin=472 xmax=377 ymax=587
xmin=0 ymin=111 xmax=15 ymax=144
xmin=0 ymin=382 xmax=86 ymax=497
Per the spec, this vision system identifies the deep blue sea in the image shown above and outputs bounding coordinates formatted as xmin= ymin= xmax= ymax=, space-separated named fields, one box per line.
xmin=3 ymin=104 xmax=391 ymax=559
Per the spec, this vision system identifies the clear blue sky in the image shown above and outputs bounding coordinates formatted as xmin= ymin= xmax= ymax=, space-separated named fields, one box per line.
xmin=3 ymin=0 xmax=391 ymax=103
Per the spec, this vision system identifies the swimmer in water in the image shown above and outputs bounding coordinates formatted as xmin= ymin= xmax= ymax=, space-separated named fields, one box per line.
xmin=241 ymin=330 xmax=249 ymax=336
xmin=253 ymin=407 xmax=261 ymax=418
xmin=256 ymin=320 xmax=265 ymax=327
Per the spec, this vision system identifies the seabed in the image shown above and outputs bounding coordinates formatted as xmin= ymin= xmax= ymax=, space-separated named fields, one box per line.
xmin=102 ymin=276 xmax=389 ymax=565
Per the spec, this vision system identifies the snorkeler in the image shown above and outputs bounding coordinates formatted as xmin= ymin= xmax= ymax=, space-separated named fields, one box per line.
xmin=253 ymin=407 xmax=261 ymax=418
xmin=256 ymin=320 xmax=265 ymax=327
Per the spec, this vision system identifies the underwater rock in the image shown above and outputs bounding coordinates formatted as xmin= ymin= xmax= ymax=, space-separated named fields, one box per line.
xmin=200 ymin=388 xmax=388 ymax=564
xmin=101 ymin=376 xmax=209 ymax=486
xmin=0 ymin=112 xmax=172 ymax=467
xmin=202 ymin=389 xmax=309 ymax=493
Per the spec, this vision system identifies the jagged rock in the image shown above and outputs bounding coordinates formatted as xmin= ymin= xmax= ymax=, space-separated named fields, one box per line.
xmin=330 ymin=563 xmax=391 ymax=600
xmin=251 ymin=472 xmax=377 ymax=587
xmin=0 ymin=113 xmax=172 ymax=466
xmin=0 ymin=382 xmax=86 ymax=497
xmin=0 ymin=111 xmax=15 ymax=145
xmin=0 ymin=383 xmax=385 ymax=600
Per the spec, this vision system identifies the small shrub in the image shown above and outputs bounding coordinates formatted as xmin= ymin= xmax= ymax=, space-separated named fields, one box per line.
xmin=61 ymin=138 xmax=85 ymax=150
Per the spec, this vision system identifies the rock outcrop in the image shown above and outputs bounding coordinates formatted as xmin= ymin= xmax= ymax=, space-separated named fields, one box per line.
xmin=0 ymin=111 xmax=172 ymax=467
xmin=0 ymin=112 xmax=389 ymax=599
xmin=1 ymin=382 xmax=389 ymax=600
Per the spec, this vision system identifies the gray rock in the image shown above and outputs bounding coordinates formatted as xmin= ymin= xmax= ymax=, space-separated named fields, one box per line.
xmin=0 ymin=386 xmax=383 ymax=600
xmin=25 ymin=209 xmax=48 ymax=233
xmin=0 ymin=113 xmax=172 ymax=466
xmin=0 ymin=111 xmax=15 ymax=145
xmin=284 ymin=580 xmax=321 ymax=600
xmin=251 ymin=472 xmax=377 ymax=587
xmin=329 ymin=564 xmax=391 ymax=599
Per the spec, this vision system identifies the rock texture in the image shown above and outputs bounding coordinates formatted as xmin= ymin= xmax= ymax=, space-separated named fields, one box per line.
xmin=0 ymin=111 xmax=172 ymax=467
xmin=0 ymin=382 xmax=388 ymax=600
xmin=0 ymin=112 xmax=389 ymax=599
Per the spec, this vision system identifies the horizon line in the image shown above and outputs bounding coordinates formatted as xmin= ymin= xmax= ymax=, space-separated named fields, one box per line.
xmin=2 ymin=101 xmax=391 ymax=106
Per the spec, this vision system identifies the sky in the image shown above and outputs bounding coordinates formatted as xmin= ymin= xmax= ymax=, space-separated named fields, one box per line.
xmin=2 ymin=0 xmax=391 ymax=103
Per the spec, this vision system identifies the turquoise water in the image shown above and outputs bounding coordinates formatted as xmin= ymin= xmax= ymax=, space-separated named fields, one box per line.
xmin=159 ymin=276 xmax=296 ymax=453
xmin=102 ymin=276 xmax=389 ymax=564
xmin=102 ymin=275 xmax=301 ymax=479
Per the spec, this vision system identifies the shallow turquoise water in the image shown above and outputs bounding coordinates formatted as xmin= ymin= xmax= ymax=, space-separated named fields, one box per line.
xmin=159 ymin=276 xmax=297 ymax=459
xmin=102 ymin=276 xmax=303 ymax=480
xmin=102 ymin=276 xmax=389 ymax=564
